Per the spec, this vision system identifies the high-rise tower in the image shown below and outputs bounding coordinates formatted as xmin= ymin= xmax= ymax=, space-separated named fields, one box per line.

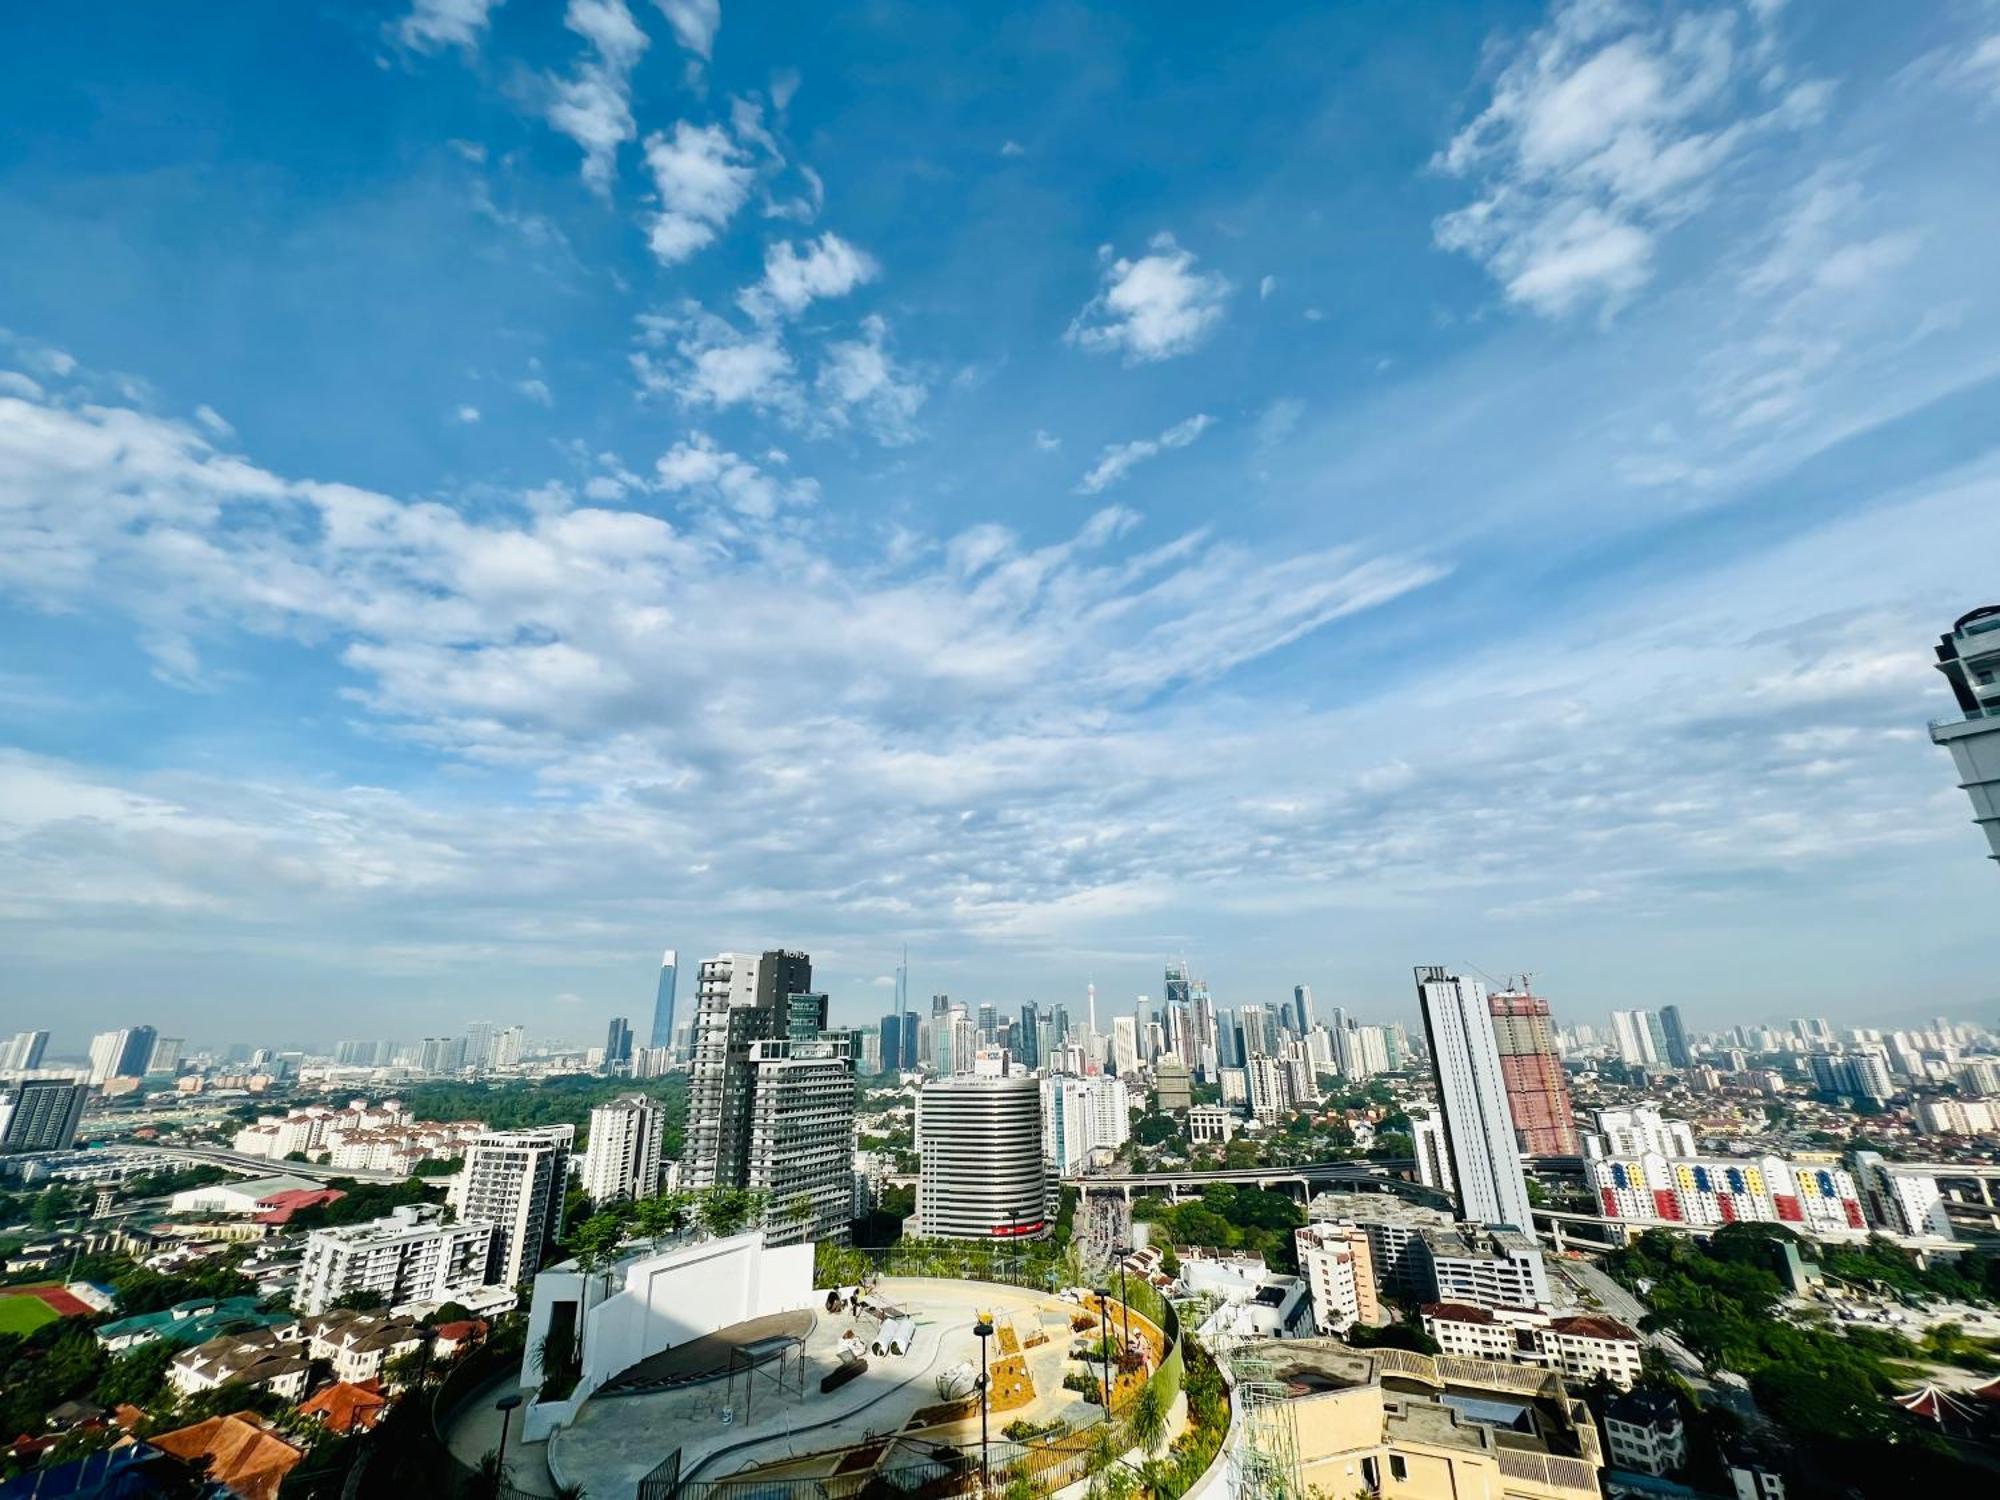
xmin=1930 ymin=606 xmax=2000 ymax=865
xmin=1415 ymin=966 xmax=1534 ymax=1230
xmin=684 ymin=949 xmax=855 ymax=1245
xmin=1484 ymin=982 xmax=1579 ymax=1156
xmin=648 ymin=949 xmax=679 ymax=1050
xmin=1658 ymin=1005 xmax=1693 ymax=1069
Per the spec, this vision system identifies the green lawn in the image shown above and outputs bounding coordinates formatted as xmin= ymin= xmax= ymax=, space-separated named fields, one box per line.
xmin=0 ymin=1293 xmax=59 ymax=1334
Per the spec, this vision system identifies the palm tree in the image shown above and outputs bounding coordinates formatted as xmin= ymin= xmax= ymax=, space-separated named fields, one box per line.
xmin=1128 ymin=1382 xmax=1167 ymax=1460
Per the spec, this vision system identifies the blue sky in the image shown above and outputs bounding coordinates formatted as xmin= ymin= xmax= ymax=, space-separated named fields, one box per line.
xmin=3 ymin=0 xmax=1999 ymax=1051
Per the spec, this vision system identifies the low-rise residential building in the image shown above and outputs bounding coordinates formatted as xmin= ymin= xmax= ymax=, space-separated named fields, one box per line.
xmin=168 ymin=1327 xmax=313 ymax=1402
xmin=1295 ymin=1222 xmax=1381 ymax=1333
xmin=1422 ymin=1303 xmax=1643 ymax=1389
xmin=1429 ymin=1225 xmax=1552 ymax=1310
xmin=1239 ymin=1339 xmax=1603 ymax=1500
xmin=96 ymin=1296 xmax=291 ymax=1353
xmin=301 ymin=1309 xmax=428 ymax=1388
xmin=1601 ymin=1387 xmax=1686 ymax=1476
xmin=295 ymin=1203 xmax=495 ymax=1315
xmin=1723 ymin=1441 xmax=1788 ymax=1500
xmin=151 ymin=1411 xmax=303 ymax=1500
xmin=1195 ymin=1274 xmax=1315 ymax=1343
xmin=296 ymin=1381 xmax=389 ymax=1436
xmin=1187 ymin=1104 xmax=1238 ymax=1144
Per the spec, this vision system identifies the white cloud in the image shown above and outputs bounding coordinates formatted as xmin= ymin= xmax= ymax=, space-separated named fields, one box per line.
xmin=1065 ymin=233 xmax=1230 ymax=363
xmin=652 ymin=0 xmax=720 ymax=59
xmin=738 ymin=232 xmax=878 ymax=321
xmin=815 ymin=315 xmax=927 ymax=444
xmin=633 ymin=303 xmax=800 ymax=413
xmin=1034 ymin=430 xmax=1061 ymax=453
xmin=1001 ymin=139 xmax=1026 ymax=157
xmin=396 ymin=0 xmax=505 ymax=53
xmin=1434 ymin=0 xmax=1828 ymax=316
xmin=194 ymin=404 xmax=234 ymax=437
xmin=1076 ymin=414 xmax=1213 ymax=494
xmin=642 ymin=123 xmax=755 ymax=264
xmin=516 ymin=378 xmax=554 ymax=407
xmin=456 ymin=405 xmax=482 ymax=423
xmin=654 ymin=432 xmax=816 ymax=518
xmin=1259 ymin=274 xmax=1277 ymax=299
xmin=9 ymin=349 xmax=1997 ymax=1007
xmin=545 ymin=0 xmax=650 ymax=195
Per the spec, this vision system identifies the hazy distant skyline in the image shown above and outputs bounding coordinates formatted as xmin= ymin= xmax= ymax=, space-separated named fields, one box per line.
xmin=4 ymin=2 xmax=1999 ymax=1045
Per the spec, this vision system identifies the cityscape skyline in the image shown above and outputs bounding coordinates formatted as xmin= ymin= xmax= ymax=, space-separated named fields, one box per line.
xmin=4 ymin=3 xmax=2000 ymax=1040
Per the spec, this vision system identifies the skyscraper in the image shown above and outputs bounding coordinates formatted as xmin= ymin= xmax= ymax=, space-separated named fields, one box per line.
xmin=1416 ymin=966 xmax=1534 ymax=1231
xmin=1485 ymin=983 xmax=1580 ymax=1156
xmin=880 ymin=1010 xmax=904 ymax=1072
xmin=1930 ymin=606 xmax=2000 ymax=864
xmin=900 ymin=1012 xmax=919 ymax=1072
xmin=603 ymin=1017 xmax=633 ymax=1072
xmin=1609 ymin=1010 xmax=1658 ymax=1068
xmin=88 ymin=1028 xmax=152 ymax=1086
xmin=1293 ymin=984 xmax=1316 ymax=1036
xmin=1017 ymin=1002 xmax=1041 ymax=1069
xmin=581 ymin=1095 xmax=666 ymax=1205
xmin=917 ymin=1073 xmax=1047 ymax=1239
xmin=649 ymin=948 xmax=679 ymax=1050
xmin=684 ymin=950 xmax=855 ymax=1245
xmin=0 ymin=1030 xmax=49 ymax=1072
xmin=1189 ymin=982 xmax=1217 ymax=1081
xmin=117 ymin=1026 xmax=157 ymax=1080
xmin=450 ymin=1125 xmax=574 ymax=1288
xmin=1658 ymin=1005 xmax=1693 ymax=1070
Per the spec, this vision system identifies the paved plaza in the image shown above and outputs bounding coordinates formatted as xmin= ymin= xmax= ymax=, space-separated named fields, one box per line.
xmin=548 ymin=1278 xmax=1125 ymax=1500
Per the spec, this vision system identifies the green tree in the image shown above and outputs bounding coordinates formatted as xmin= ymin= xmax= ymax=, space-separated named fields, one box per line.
xmin=93 ymin=1339 xmax=177 ymax=1410
xmin=695 ymin=1187 xmax=766 ymax=1237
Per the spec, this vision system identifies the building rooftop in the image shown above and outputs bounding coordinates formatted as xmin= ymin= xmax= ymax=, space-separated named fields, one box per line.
xmin=1240 ymin=1338 xmax=1601 ymax=1473
xmin=1606 ymin=1387 xmax=1681 ymax=1427
xmin=150 ymin=1411 xmax=303 ymax=1500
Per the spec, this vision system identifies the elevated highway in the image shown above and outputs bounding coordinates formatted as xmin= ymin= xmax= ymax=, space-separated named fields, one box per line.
xmin=1064 ymin=1157 xmax=1450 ymax=1206
xmin=101 ymin=1142 xmax=411 ymax=1185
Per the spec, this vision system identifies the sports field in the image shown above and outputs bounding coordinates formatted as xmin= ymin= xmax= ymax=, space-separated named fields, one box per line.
xmin=0 ymin=1292 xmax=60 ymax=1334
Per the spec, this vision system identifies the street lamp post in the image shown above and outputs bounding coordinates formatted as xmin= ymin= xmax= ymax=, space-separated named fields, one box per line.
xmin=1094 ymin=1287 xmax=1113 ymax=1414
xmin=974 ymin=1312 xmax=995 ymax=1489
xmin=1112 ymin=1246 xmax=1132 ymax=1354
xmin=493 ymin=1392 xmax=524 ymax=1493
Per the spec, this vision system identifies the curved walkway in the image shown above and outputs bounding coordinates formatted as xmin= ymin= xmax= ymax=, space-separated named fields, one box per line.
xmin=445 ymin=1367 xmax=558 ymax=1498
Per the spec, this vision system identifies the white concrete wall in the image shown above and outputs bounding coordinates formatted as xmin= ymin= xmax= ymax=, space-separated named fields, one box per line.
xmin=521 ymin=1230 xmax=815 ymax=1442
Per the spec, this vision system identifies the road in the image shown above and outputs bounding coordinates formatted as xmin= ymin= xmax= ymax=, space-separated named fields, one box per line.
xmin=1553 ymin=1256 xmax=1707 ymax=1387
xmin=99 ymin=1142 xmax=409 ymax=1184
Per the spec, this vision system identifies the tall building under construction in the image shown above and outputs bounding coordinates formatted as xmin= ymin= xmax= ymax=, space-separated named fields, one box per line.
xmin=1486 ymin=983 xmax=1580 ymax=1156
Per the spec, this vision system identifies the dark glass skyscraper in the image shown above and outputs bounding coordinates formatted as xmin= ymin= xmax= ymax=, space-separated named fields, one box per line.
xmin=1659 ymin=1004 xmax=1693 ymax=1069
xmin=115 ymin=1026 xmax=157 ymax=1080
xmin=1016 ymin=1002 xmax=1040 ymax=1069
xmin=880 ymin=1012 xmax=903 ymax=1071
xmin=604 ymin=1017 xmax=633 ymax=1069
xmin=648 ymin=949 xmax=679 ymax=1050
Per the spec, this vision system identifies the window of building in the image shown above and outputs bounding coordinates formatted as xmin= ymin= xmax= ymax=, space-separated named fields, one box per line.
xmin=1389 ymin=1455 xmax=1408 ymax=1482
